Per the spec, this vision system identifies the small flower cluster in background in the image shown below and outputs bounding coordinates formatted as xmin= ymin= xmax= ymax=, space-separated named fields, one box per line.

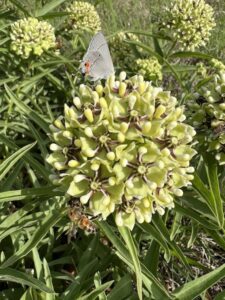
xmin=188 ymin=70 xmax=225 ymax=164
xmin=161 ymin=0 xmax=216 ymax=51
xmin=10 ymin=17 xmax=56 ymax=59
xmin=66 ymin=1 xmax=101 ymax=33
xmin=47 ymin=72 xmax=196 ymax=230
xmin=110 ymin=32 xmax=140 ymax=69
xmin=135 ymin=57 xmax=162 ymax=82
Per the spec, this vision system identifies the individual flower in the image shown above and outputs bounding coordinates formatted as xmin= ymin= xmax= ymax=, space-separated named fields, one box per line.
xmin=10 ymin=17 xmax=56 ymax=59
xmin=160 ymin=0 xmax=216 ymax=51
xmin=47 ymin=72 xmax=196 ymax=230
xmin=66 ymin=1 xmax=101 ymax=33
xmin=109 ymin=32 xmax=140 ymax=69
xmin=135 ymin=57 xmax=162 ymax=81
xmin=210 ymin=59 xmax=225 ymax=72
xmin=188 ymin=71 xmax=225 ymax=164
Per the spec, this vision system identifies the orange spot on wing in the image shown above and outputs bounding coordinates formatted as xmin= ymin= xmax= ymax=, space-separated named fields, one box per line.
xmin=85 ymin=61 xmax=91 ymax=75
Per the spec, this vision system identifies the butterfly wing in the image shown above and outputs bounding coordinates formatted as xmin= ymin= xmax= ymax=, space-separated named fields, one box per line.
xmin=88 ymin=51 xmax=113 ymax=81
xmin=81 ymin=32 xmax=114 ymax=80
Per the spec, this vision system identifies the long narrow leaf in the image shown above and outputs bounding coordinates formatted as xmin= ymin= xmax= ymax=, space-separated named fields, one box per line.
xmin=205 ymin=156 xmax=224 ymax=228
xmin=97 ymin=221 xmax=172 ymax=300
xmin=0 ymin=207 xmax=65 ymax=268
xmin=78 ymin=281 xmax=113 ymax=300
xmin=0 ymin=142 xmax=36 ymax=182
xmin=118 ymin=226 xmax=142 ymax=300
xmin=172 ymin=263 xmax=225 ymax=300
xmin=0 ymin=268 xmax=53 ymax=293
xmin=35 ymin=0 xmax=67 ymax=17
xmin=0 ymin=186 xmax=63 ymax=202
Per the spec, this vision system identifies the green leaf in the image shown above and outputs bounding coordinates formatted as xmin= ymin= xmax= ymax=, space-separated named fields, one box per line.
xmin=172 ymin=263 xmax=225 ymax=300
xmin=0 ymin=134 xmax=50 ymax=181
xmin=78 ymin=281 xmax=114 ymax=300
xmin=0 ymin=268 xmax=53 ymax=293
xmin=138 ymin=223 xmax=170 ymax=259
xmin=0 ymin=142 xmax=36 ymax=182
xmin=63 ymin=259 xmax=98 ymax=300
xmin=205 ymin=155 xmax=224 ymax=228
xmin=78 ymin=235 xmax=98 ymax=270
xmin=93 ymin=272 xmax=106 ymax=300
xmin=97 ymin=221 xmax=172 ymax=300
xmin=0 ymin=207 xmax=65 ymax=268
xmin=43 ymin=258 xmax=55 ymax=300
xmin=143 ymin=240 xmax=160 ymax=276
xmin=170 ymin=212 xmax=182 ymax=241
xmin=8 ymin=0 xmax=31 ymax=16
xmin=0 ymin=200 xmax=38 ymax=234
xmin=153 ymin=37 xmax=164 ymax=57
xmin=214 ymin=289 xmax=225 ymax=300
xmin=205 ymin=229 xmax=225 ymax=251
xmin=169 ymin=51 xmax=213 ymax=60
xmin=0 ymin=186 xmax=63 ymax=202
xmin=174 ymin=202 xmax=218 ymax=230
xmin=26 ymin=120 xmax=48 ymax=159
xmin=5 ymin=85 xmax=50 ymax=133
xmin=152 ymin=215 xmax=189 ymax=268
xmin=32 ymin=247 xmax=43 ymax=280
xmin=35 ymin=0 xmax=67 ymax=17
xmin=108 ymin=275 xmax=134 ymax=300
xmin=192 ymin=172 xmax=215 ymax=214
xmin=118 ymin=226 xmax=142 ymax=300
xmin=1 ymin=160 xmax=24 ymax=191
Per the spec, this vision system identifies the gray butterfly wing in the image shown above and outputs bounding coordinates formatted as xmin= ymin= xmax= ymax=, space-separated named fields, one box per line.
xmin=82 ymin=32 xmax=114 ymax=80
xmin=87 ymin=32 xmax=107 ymax=53
xmin=88 ymin=51 xmax=113 ymax=81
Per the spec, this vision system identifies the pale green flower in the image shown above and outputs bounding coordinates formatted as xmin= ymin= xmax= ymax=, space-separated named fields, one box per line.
xmin=210 ymin=59 xmax=225 ymax=72
xmin=188 ymin=71 xmax=225 ymax=164
xmin=47 ymin=72 xmax=196 ymax=230
xmin=10 ymin=17 xmax=56 ymax=59
xmin=161 ymin=0 xmax=216 ymax=51
xmin=66 ymin=1 xmax=101 ymax=33
xmin=135 ymin=57 xmax=162 ymax=81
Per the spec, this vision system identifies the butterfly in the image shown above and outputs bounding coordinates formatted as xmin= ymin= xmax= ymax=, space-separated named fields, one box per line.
xmin=80 ymin=32 xmax=114 ymax=81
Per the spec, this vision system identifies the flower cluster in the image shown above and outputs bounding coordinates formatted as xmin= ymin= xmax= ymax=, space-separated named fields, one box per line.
xmin=135 ymin=57 xmax=162 ymax=82
xmin=47 ymin=73 xmax=196 ymax=230
xmin=161 ymin=0 xmax=216 ymax=51
xmin=10 ymin=18 xmax=56 ymax=59
xmin=188 ymin=71 xmax=225 ymax=165
xmin=66 ymin=1 xmax=101 ymax=33
xmin=110 ymin=32 xmax=140 ymax=69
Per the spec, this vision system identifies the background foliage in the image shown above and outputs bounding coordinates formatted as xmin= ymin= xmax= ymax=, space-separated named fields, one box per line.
xmin=0 ymin=0 xmax=225 ymax=300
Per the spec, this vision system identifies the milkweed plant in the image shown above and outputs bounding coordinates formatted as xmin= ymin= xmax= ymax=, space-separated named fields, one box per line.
xmin=0 ymin=0 xmax=225 ymax=299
